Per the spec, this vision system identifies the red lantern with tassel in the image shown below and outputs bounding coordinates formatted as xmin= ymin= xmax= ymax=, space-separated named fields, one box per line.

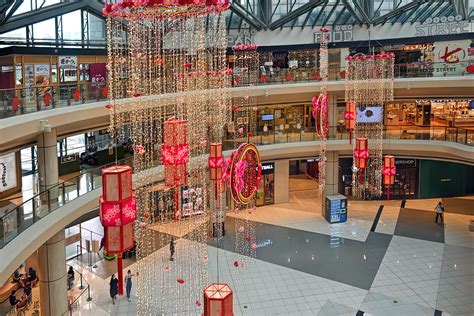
xmin=354 ymin=138 xmax=369 ymax=184
xmin=345 ymin=101 xmax=356 ymax=144
xmin=383 ymin=155 xmax=396 ymax=200
xmin=209 ymin=143 xmax=224 ymax=199
xmin=100 ymin=165 xmax=136 ymax=296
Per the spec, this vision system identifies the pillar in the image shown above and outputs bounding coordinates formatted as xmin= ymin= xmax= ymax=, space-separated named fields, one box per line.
xmin=325 ymin=151 xmax=339 ymax=197
xmin=38 ymin=231 xmax=68 ymax=316
xmin=328 ymin=93 xmax=338 ymax=139
xmin=274 ymin=160 xmax=289 ymax=204
xmin=37 ymin=128 xmax=59 ymax=199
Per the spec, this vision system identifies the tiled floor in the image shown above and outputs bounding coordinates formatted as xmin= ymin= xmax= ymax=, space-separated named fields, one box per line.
xmin=51 ymin=194 xmax=474 ymax=315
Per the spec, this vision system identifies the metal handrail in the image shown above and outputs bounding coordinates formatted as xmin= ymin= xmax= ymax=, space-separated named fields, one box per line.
xmin=0 ymin=156 xmax=132 ymax=248
xmin=1 ymin=124 xmax=473 ymax=249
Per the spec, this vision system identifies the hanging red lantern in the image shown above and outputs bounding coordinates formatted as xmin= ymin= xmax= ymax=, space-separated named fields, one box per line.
xmin=72 ymin=88 xmax=80 ymax=101
xmin=383 ymin=155 xmax=396 ymax=200
xmin=203 ymin=283 xmax=233 ymax=316
xmin=101 ymin=87 xmax=109 ymax=98
xmin=354 ymin=138 xmax=369 ymax=184
xmin=11 ymin=96 xmax=19 ymax=112
xmin=43 ymin=93 xmax=52 ymax=106
xmin=259 ymin=74 xmax=267 ymax=83
xmin=209 ymin=142 xmax=224 ymax=202
xmin=285 ymin=72 xmax=292 ymax=81
xmin=345 ymin=101 xmax=356 ymax=144
xmin=99 ymin=165 xmax=136 ymax=296
xmin=311 ymin=72 xmax=321 ymax=81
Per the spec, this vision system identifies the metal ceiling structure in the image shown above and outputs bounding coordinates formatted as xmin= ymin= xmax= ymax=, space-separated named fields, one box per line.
xmin=0 ymin=0 xmax=472 ymax=47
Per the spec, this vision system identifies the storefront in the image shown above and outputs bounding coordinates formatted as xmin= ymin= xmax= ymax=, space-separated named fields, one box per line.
xmin=256 ymin=162 xmax=275 ymax=206
xmin=339 ymin=157 xmax=418 ymax=199
xmin=385 ymin=99 xmax=474 ymax=128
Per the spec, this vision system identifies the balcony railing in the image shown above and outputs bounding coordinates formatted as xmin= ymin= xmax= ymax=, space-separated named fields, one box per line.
xmin=1 ymin=62 xmax=472 ymax=119
xmin=1 ymin=124 xmax=472 ymax=249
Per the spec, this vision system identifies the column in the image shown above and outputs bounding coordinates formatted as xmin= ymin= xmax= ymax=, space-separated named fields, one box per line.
xmin=37 ymin=128 xmax=59 ymax=198
xmin=38 ymin=231 xmax=68 ymax=316
xmin=325 ymin=151 xmax=339 ymax=197
xmin=327 ymin=93 xmax=338 ymax=139
xmin=274 ymin=160 xmax=289 ymax=204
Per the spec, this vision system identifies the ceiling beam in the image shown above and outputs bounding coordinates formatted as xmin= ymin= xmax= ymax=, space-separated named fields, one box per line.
xmin=351 ymin=0 xmax=371 ymax=25
xmin=322 ymin=0 xmax=340 ymax=26
xmin=312 ymin=1 xmax=329 ymax=27
xmin=341 ymin=0 xmax=363 ymax=26
xmin=0 ymin=0 xmax=104 ymax=34
xmin=372 ymin=0 xmax=429 ymax=26
xmin=269 ymin=0 xmax=325 ymax=30
xmin=230 ymin=1 xmax=266 ymax=30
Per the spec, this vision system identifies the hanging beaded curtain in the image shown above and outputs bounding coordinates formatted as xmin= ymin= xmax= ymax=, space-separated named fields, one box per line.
xmin=104 ymin=1 xmax=229 ymax=314
xmin=345 ymin=53 xmax=395 ymax=199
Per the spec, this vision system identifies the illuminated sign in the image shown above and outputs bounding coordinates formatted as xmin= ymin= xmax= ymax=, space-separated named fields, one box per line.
xmin=414 ymin=16 xmax=471 ymax=36
xmin=314 ymin=25 xmax=353 ymax=43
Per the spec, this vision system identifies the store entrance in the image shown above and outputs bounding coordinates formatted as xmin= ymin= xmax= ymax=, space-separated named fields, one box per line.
xmin=289 ymin=159 xmax=320 ymax=210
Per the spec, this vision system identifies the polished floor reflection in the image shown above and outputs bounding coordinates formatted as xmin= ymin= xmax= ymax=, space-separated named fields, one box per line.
xmin=60 ymin=194 xmax=473 ymax=315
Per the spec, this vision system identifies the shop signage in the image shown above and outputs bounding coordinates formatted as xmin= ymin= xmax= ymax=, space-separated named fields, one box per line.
xmin=395 ymin=159 xmax=416 ymax=167
xmin=260 ymin=162 xmax=274 ymax=175
xmin=227 ymin=30 xmax=255 ymax=47
xmin=59 ymin=56 xmax=78 ymax=69
xmin=0 ymin=153 xmax=17 ymax=192
xmin=314 ymin=25 xmax=353 ymax=43
xmin=256 ymin=239 xmax=273 ymax=248
xmin=414 ymin=16 xmax=471 ymax=37
xmin=60 ymin=153 xmax=78 ymax=164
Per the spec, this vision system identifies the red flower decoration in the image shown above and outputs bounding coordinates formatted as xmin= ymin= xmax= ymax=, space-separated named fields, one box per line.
xmin=183 ymin=63 xmax=192 ymax=69
xmin=11 ymin=96 xmax=19 ymax=111
xmin=247 ymin=132 xmax=253 ymax=137
xmin=43 ymin=93 xmax=52 ymax=106
xmin=177 ymin=279 xmax=185 ymax=284
xmin=251 ymin=243 xmax=257 ymax=250
xmin=231 ymin=105 xmax=238 ymax=112
xmin=233 ymin=261 xmax=239 ymax=267
xmin=285 ymin=73 xmax=292 ymax=81
xmin=225 ymin=68 xmax=233 ymax=75
xmin=133 ymin=92 xmax=141 ymax=97
xmin=466 ymin=65 xmax=474 ymax=74
xmin=101 ymin=87 xmax=108 ymax=98
xmin=72 ymin=89 xmax=80 ymax=101
xmin=312 ymin=72 xmax=321 ymax=81
xmin=196 ymin=301 xmax=201 ymax=307
xmin=105 ymin=104 xmax=113 ymax=109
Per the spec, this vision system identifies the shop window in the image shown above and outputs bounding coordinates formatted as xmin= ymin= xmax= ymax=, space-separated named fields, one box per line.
xmin=60 ymin=68 xmax=77 ymax=82
xmin=51 ymin=64 xmax=58 ymax=83
xmin=15 ymin=64 xmax=22 ymax=86
xmin=80 ymin=64 xmax=90 ymax=81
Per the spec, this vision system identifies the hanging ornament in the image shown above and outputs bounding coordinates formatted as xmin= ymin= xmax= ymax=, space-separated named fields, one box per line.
xmin=382 ymin=155 xmax=396 ymax=200
xmin=11 ymin=96 xmax=19 ymax=112
xmin=43 ymin=93 xmax=52 ymax=106
xmin=72 ymin=89 xmax=80 ymax=102
xmin=345 ymin=101 xmax=356 ymax=144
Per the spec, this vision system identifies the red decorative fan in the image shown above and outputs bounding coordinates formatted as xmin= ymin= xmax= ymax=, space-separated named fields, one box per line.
xmin=72 ymin=89 xmax=80 ymax=101
xmin=11 ymin=96 xmax=19 ymax=111
xmin=43 ymin=93 xmax=52 ymax=106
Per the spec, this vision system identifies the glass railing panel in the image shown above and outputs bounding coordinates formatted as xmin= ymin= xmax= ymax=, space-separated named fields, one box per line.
xmin=456 ymin=129 xmax=467 ymax=145
xmin=466 ymin=130 xmax=474 ymax=146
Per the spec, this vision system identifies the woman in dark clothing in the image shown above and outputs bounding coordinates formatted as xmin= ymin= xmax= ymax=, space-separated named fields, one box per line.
xmin=124 ymin=270 xmax=135 ymax=302
xmin=109 ymin=274 xmax=119 ymax=305
xmin=28 ymin=267 xmax=37 ymax=283
xmin=67 ymin=266 xmax=75 ymax=290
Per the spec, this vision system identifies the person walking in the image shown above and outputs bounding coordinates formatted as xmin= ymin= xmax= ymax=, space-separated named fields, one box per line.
xmin=435 ymin=201 xmax=444 ymax=224
xmin=169 ymin=237 xmax=175 ymax=261
xmin=109 ymin=274 xmax=119 ymax=305
xmin=124 ymin=270 xmax=135 ymax=302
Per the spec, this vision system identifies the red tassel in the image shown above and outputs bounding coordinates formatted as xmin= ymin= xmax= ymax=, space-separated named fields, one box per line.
xmin=359 ymin=171 xmax=363 ymax=184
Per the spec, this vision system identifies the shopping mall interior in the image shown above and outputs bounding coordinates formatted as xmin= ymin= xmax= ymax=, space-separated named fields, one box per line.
xmin=0 ymin=0 xmax=473 ymax=315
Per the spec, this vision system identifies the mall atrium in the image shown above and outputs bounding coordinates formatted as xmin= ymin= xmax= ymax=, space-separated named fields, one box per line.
xmin=0 ymin=0 xmax=473 ymax=315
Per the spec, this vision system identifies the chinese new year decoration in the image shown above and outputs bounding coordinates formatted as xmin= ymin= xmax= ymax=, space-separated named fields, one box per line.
xmin=383 ymin=155 xmax=396 ymax=200
xmin=354 ymin=138 xmax=369 ymax=184
xmin=203 ymin=283 xmax=233 ymax=316
xmin=345 ymin=101 xmax=356 ymax=144
xmin=99 ymin=165 xmax=136 ymax=296
xmin=229 ymin=143 xmax=261 ymax=205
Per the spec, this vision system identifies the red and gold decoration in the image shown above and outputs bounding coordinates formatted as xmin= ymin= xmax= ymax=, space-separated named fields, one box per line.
xmin=354 ymin=138 xmax=369 ymax=184
xmin=99 ymin=165 xmax=136 ymax=296
xmin=345 ymin=101 xmax=356 ymax=144
xmin=203 ymin=283 xmax=233 ymax=316
xmin=346 ymin=52 xmax=395 ymax=198
xmin=229 ymin=143 xmax=262 ymax=205
xmin=383 ymin=155 xmax=396 ymax=200
xmin=105 ymin=0 xmax=230 ymax=313
xmin=312 ymin=27 xmax=329 ymax=199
